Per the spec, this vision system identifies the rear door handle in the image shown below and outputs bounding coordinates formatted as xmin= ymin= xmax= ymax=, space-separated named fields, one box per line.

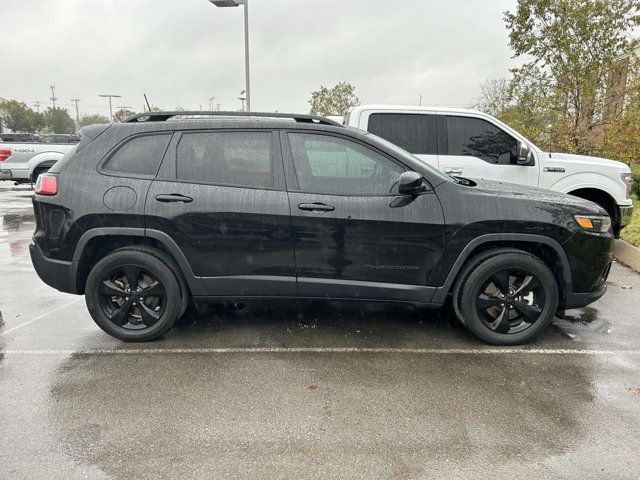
xmin=298 ymin=202 xmax=335 ymax=212
xmin=155 ymin=193 xmax=193 ymax=203
xmin=443 ymin=167 xmax=463 ymax=175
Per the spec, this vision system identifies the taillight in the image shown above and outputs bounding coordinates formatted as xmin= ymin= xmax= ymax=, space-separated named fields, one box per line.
xmin=35 ymin=174 xmax=58 ymax=195
xmin=0 ymin=149 xmax=11 ymax=162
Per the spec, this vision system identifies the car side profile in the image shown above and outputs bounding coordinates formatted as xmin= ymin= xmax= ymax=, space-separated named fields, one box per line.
xmin=30 ymin=112 xmax=614 ymax=345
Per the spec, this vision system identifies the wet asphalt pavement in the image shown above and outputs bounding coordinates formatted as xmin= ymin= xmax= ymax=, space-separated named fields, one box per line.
xmin=1 ymin=183 xmax=640 ymax=480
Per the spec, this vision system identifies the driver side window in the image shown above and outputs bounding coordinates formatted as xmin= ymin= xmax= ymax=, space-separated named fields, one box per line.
xmin=288 ymin=133 xmax=404 ymax=195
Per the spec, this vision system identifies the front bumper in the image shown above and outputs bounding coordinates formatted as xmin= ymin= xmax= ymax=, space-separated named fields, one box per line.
xmin=620 ymin=204 xmax=634 ymax=228
xmin=30 ymin=242 xmax=76 ymax=294
xmin=565 ymin=283 xmax=607 ymax=309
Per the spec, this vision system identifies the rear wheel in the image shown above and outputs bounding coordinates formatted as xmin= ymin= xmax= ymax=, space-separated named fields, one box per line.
xmin=453 ymin=249 xmax=558 ymax=345
xmin=85 ymin=249 xmax=182 ymax=341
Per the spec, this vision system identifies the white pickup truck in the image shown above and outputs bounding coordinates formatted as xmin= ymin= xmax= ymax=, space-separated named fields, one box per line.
xmin=0 ymin=140 xmax=76 ymax=184
xmin=344 ymin=105 xmax=634 ymax=235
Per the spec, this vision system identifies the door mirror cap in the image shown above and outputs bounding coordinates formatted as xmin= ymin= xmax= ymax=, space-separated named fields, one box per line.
xmin=517 ymin=143 xmax=535 ymax=165
xmin=398 ymin=171 xmax=428 ymax=195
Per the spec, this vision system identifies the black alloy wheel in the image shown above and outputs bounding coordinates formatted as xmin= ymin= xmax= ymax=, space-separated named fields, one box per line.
xmin=99 ymin=264 xmax=166 ymax=330
xmin=475 ymin=268 xmax=545 ymax=335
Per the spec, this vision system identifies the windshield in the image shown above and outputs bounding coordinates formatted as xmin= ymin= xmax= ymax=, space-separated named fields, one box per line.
xmin=363 ymin=131 xmax=455 ymax=183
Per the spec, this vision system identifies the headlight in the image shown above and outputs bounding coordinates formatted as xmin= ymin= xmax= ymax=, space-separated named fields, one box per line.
xmin=622 ymin=172 xmax=633 ymax=198
xmin=574 ymin=215 xmax=612 ymax=233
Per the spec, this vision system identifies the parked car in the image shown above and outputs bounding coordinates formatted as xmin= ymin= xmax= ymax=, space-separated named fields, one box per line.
xmin=39 ymin=133 xmax=80 ymax=144
xmin=344 ymin=105 xmax=634 ymax=236
xmin=30 ymin=111 xmax=613 ymax=345
xmin=0 ymin=138 xmax=77 ymax=184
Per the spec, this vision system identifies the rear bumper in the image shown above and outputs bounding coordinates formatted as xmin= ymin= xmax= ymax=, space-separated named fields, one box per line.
xmin=29 ymin=242 xmax=76 ymax=294
xmin=0 ymin=168 xmax=29 ymax=181
xmin=0 ymin=169 xmax=13 ymax=180
xmin=619 ymin=204 xmax=633 ymax=228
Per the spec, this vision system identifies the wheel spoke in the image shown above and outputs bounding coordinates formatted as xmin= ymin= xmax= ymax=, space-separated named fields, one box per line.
xmin=514 ymin=302 xmax=542 ymax=323
xmin=491 ymin=270 xmax=510 ymax=294
xmin=122 ymin=265 xmax=141 ymax=290
xmin=139 ymin=302 xmax=161 ymax=327
xmin=488 ymin=306 xmax=511 ymax=333
xmin=100 ymin=279 xmax=127 ymax=297
xmin=141 ymin=281 xmax=164 ymax=298
xmin=514 ymin=275 xmax=539 ymax=297
xmin=477 ymin=293 xmax=501 ymax=310
xmin=107 ymin=300 xmax=132 ymax=326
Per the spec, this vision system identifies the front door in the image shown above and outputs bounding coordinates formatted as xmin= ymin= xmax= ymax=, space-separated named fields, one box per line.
xmin=281 ymin=130 xmax=445 ymax=302
xmin=437 ymin=115 xmax=540 ymax=186
xmin=145 ymin=129 xmax=296 ymax=296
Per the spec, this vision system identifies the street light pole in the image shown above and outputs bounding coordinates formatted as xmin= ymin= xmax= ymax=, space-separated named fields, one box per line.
xmin=209 ymin=0 xmax=251 ymax=111
xmin=99 ymin=94 xmax=121 ymax=122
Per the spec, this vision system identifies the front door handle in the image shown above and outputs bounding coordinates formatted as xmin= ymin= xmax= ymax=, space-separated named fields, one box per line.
xmin=298 ymin=202 xmax=335 ymax=212
xmin=443 ymin=167 xmax=463 ymax=175
xmin=155 ymin=193 xmax=193 ymax=203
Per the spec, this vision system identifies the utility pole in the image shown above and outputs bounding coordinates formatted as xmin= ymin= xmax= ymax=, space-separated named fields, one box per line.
xmin=70 ymin=98 xmax=81 ymax=125
xmin=98 ymin=94 xmax=121 ymax=122
xmin=50 ymin=85 xmax=57 ymax=108
xmin=33 ymin=101 xmax=43 ymax=113
xmin=419 ymin=94 xmax=423 ymax=106
xmin=209 ymin=96 xmax=216 ymax=111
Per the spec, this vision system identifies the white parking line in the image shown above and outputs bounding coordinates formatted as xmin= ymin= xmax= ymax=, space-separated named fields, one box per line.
xmin=0 ymin=298 xmax=82 ymax=337
xmin=3 ymin=347 xmax=640 ymax=355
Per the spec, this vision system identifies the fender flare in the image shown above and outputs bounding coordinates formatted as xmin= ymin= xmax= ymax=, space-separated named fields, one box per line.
xmin=429 ymin=233 xmax=572 ymax=304
xmin=70 ymin=227 xmax=205 ymax=295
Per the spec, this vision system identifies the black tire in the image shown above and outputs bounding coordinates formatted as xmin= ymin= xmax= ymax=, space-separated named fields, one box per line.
xmin=31 ymin=166 xmax=50 ymax=186
xmin=85 ymin=249 xmax=182 ymax=341
xmin=452 ymin=248 xmax=559 ymax=345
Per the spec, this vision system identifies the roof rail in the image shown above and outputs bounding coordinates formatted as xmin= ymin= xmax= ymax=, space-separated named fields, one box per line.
xmin=123 ymin=111 xmax=344 ymax=127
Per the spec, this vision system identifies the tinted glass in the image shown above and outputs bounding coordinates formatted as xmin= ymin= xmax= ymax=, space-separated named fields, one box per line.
xmin=177 ymin=131 xmax=273 ymax=188
xmin=104 ymin=134 xmax=171 ymax=175
xmin=445 ymin=116 xmax=518 ymax=164
xmin=288 ymin=133 xmax=404 ymax=195
xmin=368 ymin=113 xmax=437 ymax=155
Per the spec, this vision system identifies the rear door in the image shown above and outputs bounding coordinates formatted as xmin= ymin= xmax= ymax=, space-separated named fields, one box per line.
xmin=365 ymin=112 xmax=439 ymax=170
xmin=281 ymin=130 xmax=445 ymax=302
xmin=145 ymin=129 xmax=296 ymax=297
xmin=437 ymin=115 xmax=539 ymax=185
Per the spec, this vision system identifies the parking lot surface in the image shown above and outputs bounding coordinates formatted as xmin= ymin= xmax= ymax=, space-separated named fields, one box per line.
xmin=1 ymin=183 xmax=640 ymax=479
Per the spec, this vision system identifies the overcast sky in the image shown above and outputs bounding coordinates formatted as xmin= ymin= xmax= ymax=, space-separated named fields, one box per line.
xmin=1 ymin=0 xmax=521 ymax=117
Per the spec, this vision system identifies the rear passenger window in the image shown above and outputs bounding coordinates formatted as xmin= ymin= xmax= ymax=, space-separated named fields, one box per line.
xmin=176 ymin=131 xmax=273 ymax=188
xmin=104 ymin=134 xmax=171 ymax=176
xmin=368 ymin=113 xmax=437 ymax=155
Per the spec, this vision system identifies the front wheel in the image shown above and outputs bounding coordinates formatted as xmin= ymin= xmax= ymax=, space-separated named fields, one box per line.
xmin=453 ymin=249 xmax=559 ymax=345
xmin=85 ymin=249 xmax=183 ymax=341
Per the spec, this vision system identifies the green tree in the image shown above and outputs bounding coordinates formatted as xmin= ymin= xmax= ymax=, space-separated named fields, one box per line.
xmin=112 ymin=109 xmax=136 ymax=123
xmin=0 ymin=100 xmax=44 ymax=133
xmin=43 ymin=107 xmax=76 ymax=134
xmin=504 ymin=0 xmax=640 ymax=155
xmin=79 ymin=113 xmax=110 ymax=128
xmin=309 ymin=82 xmax=360 ymax=117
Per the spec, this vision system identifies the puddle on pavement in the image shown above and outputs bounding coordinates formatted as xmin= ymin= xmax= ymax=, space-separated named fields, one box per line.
xmin=562 ymin=307 xmax=599 ymax=325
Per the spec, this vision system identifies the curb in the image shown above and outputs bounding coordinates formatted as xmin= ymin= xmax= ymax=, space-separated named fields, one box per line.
xmin=614 ymin=239 xmax=640 ymax=272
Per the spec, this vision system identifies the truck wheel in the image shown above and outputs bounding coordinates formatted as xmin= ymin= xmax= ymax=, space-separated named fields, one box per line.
xmin=452 ymin=249 xmax=558 ymax=345
xmin=85 ymin=249 xmax=182 ymax=341
xmin=31 ymin=166 xmax=50 ymax=186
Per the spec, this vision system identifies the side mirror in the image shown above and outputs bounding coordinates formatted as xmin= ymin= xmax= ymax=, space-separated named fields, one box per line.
xmin=517 ymin=142 xmax=534 ymax=165
xmin=398 ymin=171 xmax=428 ymax=195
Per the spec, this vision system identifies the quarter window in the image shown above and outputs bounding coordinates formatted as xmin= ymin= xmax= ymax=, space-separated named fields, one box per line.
xmin=445 ymin=116 xmax=518 ymax=164
xmin=368 ymin=113 xmax=437 ymax=155
xmin=104 ymin=134 xmax=171 ymax=176
xmin=176 ymin=131 xmax=273 ymax=188
xmin=288 ymin=133 xmax=404 ymax=195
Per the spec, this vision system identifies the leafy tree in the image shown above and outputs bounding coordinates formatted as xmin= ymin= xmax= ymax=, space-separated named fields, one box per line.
xmin=112 ymin=109 xmax=136 ymax=123
xmin=504 ymin=0 xmax=640 ymax=155
xmin=0 ymin=100 xmax=44 ymax=133
xmin=43 ymin=107 xmax=76 ymax=134
xmin=79 ymin=113 xmax=110 ymax=128
xmin=309 ymin=82 xmax=360 ymax=116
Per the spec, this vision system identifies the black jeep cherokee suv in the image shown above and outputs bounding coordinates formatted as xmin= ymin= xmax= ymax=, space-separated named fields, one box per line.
xmin=30 ymin=111 xmax=613 ymax=345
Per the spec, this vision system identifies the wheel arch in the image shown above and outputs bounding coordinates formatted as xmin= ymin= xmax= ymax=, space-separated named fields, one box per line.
xmin=431 ymin=234 xmax=572 ymax=307
xmin=71 ymin=228 xmax=203 ymax=295
xmin=566 ymin=187 xmax=619 ymax=223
